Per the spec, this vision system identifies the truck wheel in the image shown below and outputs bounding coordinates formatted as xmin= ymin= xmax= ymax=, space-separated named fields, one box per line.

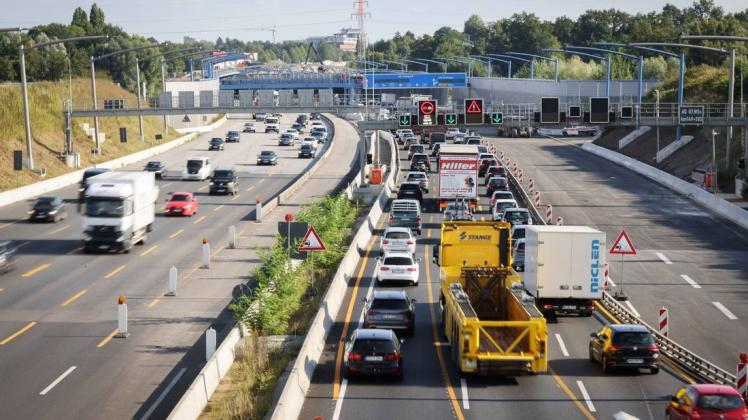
xmin=651 ymin=366 xmax=659 ymax=375
xmin=601 ymin=356 xmax=610 ymax=374
xmin=147 ymin=224 xmax=153 ymax=233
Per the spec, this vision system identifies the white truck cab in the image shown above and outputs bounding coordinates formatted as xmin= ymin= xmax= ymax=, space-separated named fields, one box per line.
xmin=182 ymin=157 xmax=211 ymax=181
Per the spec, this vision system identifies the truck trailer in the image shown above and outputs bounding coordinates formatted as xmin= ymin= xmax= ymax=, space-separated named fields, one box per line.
xmin=523 ymin=225 xmax=606 ymax=317
xmin=437 ymin=144 xmax=479 ymax=211
xmin=82 ymin=171 xmax=159 ymax=253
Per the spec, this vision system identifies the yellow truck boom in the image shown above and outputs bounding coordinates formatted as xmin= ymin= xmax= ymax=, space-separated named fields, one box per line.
xmin=434 ymin=221 xmax=548 ymax=375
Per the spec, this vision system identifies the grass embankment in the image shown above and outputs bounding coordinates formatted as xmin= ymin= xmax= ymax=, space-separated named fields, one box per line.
xmin=0 ymin=77 xmax=181 ymax=192
xmin=200 ymin=193 xmax=358 ymax=419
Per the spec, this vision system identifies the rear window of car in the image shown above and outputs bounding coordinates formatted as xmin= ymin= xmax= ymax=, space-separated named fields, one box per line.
xmin=392 ymin=210 xmax=418 ymax=218
xmin=384 ymin=257 xmax=413 ymax=265
xmin=496 ymin=202 xmax=516 ymax=210
xmin=170 ymin=194 xmax=190 ymax=202
xmin=371 ymin=298 xmax=409 ymax=310
xmin=612 ymin=332 xmax=655 ymax=346
xmin=385 ymin=231 xmax=410 ymax=239
xmin=353 ymin=338 xmax=397 ymax=353
xmin=490 ymin=178 xmax=507 ymax=186
xmin=697 ymin=394 xmax=744 ymax=410
xmin=407 ymin=174 xmax=425 ymax=181
xmin=412 ymin=155 xmax=428 ymax=162
xmin=260 ymin=151 xmax=274 ymax=156
xmin=400 ymin=183 xmax=420 ymax=191
xmin=213 ymin=170 xmax=234 ymax=178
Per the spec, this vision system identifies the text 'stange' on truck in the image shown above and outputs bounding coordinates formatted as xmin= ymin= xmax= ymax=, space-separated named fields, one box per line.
xmin=82 ymin=172 xmax=159 ymax=253
xmin=437 ymin=145 xmax=479 ymax=211
xmin=523 ymin=226 xmax=606 ymax=318
xmin=433 ymin=221 xmax=548 ymax=375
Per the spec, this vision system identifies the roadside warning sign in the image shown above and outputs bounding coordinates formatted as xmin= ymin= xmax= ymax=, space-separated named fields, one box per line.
xmin=298 ymin=225 xmax=326 ymax=252
xmin=466 ymin=100 xmax=482 ymax=113
xmin=610 ymin=229 xmax=636 ymax=255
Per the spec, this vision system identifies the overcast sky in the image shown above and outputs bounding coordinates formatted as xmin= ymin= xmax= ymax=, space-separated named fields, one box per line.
xmin=2 ymin=0 xmax=745 ymax=43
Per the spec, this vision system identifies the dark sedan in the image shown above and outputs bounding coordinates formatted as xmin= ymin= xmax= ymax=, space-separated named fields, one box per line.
xmin=29 ymin=196 xmax=67 ymax=222
xmin=589 ymin=324 xmax=659 ymax=374
xmin=225 ymin=131 xmax=240 ymax=143
xmin=364 ymin=290 xmax=416 ymax=336
xmin=257 ymin=150 xmax=278 ymax=165
xmin=208 ymin=138 xmax=225 ymax=151
xmin=343 ymin=328 xmax=403 ymax=380
xmin=144 ymin=161 xmax=166 ymax=178
xmin=486 ymin=176 xmax=509 ymax=196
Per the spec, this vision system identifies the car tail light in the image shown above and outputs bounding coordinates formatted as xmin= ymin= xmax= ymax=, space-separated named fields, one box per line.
xmin=406 ymin=240 xmax=414 ymax=245
xmin=542 ymin=304 xmax=554 ymax=310
xmin=690 ymin=409 xmax=701 ymax=418
xmin=586 ymin=305 xmax=595 ymax=311
xmin=388 ymin=215 xmax=393 ymax=223
xmin=380 ymin=266 xmax=390 ymax=271
xmin=347 ymin=352 xmax=362 ymax=361
xmin=607 ymin=345 xmax=621 ymax=352
xmin=382 ymin=239 xmax=390 ymax=245
xmin=646 ymin=345 xmax=658 ymax=351
xmin=407 ymin=267 xmax=417 ymax=272
xmin=415 ymin=216 xmax=421 ymax=222
xmin=384 ymin=351 xmax=400 ymax=362
xmin=407 ymin=310 xmax=414 ymax=319
xmin=367 ymin=310 xmax=378 ymax=317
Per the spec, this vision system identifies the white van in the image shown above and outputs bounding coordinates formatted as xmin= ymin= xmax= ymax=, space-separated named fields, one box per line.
xmin=265 ymin=116 xmax=280 ymax=133
xmin=182 ymin=157 xmax=211 ymax=181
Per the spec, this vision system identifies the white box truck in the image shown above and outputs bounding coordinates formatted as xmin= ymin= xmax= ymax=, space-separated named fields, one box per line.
xmin=437 ymin=144 xmax=479 ymax=211
xmin=523 ymin=226 xmax=606 ymax=317
xmin=82 ymin=172 xmax=159 ymax=253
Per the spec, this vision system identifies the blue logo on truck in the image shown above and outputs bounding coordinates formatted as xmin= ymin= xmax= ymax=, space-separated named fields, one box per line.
xmin=590 ymin=239 xmax=600 ymax=293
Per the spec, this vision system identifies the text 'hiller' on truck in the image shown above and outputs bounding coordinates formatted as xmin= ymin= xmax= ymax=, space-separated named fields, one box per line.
xmin=433 ymin=221 xmax=547 ymax=375
xmin=82 ymin=172 xmax=159 ymax=253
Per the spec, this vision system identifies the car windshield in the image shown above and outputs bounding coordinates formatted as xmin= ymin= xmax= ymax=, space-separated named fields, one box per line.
xmin=506 ymin=211 xmax=529 ymax=223
xmin=228 ymin=131 xmax=238 ymax=135
xmin=301 ymin=145 xmax=312 ymax=151
xmin=85 ymin=197 xmax=125 ymax=218
xmin=352 ymin=338 xmax=397 ymax=353
xmin=146 ymin=162 xmax=161 ymax=168
xmin=496 ymin=202 xmax=516 ymax=210
xmin=211 ymin=138 xmax=222 ymax=143
xmin=213 ymin=170 xmax=233 ymax=178
xmin=170 ymin=194 xmax=190 ymax=202
xmin=383 ymin=257 xmax=412 ymax=266
xmin=411 ymin=146 xmax=424 ymax=152
xmin=385 ymin=231 xmax=410 ymax=240
xmin=412 ymin=155 xmax=428 ymax=162
xmin=612 ymin=332 xmax=655 ymax=346
xmin=399 ymin=184 xmax=420 ymax=192
xmin=371 ymin=298 xmax=409 ymax=310
xmin=407 ymin=174 xmax=424 ymax=181
xmin=490 ymin=178 xmax=507 ymax=186
xmin=260 ymin=151 xmax=274 ymax=156
xmin=34 ymin=198 xmax=55 ymax=208
xmin=697 ymin=394 xmax=744 ymax=410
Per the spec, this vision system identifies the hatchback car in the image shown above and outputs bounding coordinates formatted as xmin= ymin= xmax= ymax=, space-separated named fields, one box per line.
xmin=380 ymin=227 xmax=416 ymax=256
xmin=225 ymin=131 xmax=240 ymax=143
xmin=396 ymin=182 xmax=423 ymax=205
xmin=445 ymin=128 xmax=460 ymax=140
xmin=490 ymin=191 xmax=515 ymax=207
xmin=278 ymin=133 xmax=294 ymax=146
xmin=486 ymin=176 xmax=510 ymax=196
xmin=291 ymin=122 xmax=305 ymax=133
xmin=666 ymin=384 xmax=748 ymax=420
xmin=479 ymin=158 xmax=500 ymax=177
xmin=453 ymin=133 xmax=466 ymax=144
xmin=589 ymin=324 xmax=659 ymax=374
xmin=405 ymin=172 xmax=429 ymax=193
xmin=403 ymin=136 xmax=418 ymax=150
xmin=408 ymin=144 xmax=425 ymax=160
xmin=164 ymin=192 xmax=198 ymax=217
xmin=257 ymin=150 xmax=278 ymax=166
xmin=343 ymin=328 xmax=403 ymax=380
xmin=375 ymin=251 xmax=420 ymax=286
xmin=285 ymin=129 xmax=300 ymax=139
xmin=29 ymin=196 xmax=67 ymax=222
xmin=311 ymin=131 xmax=327 ymax=142
xmin=209 ymin=168 xmax=239 ymax=195
xmin=492 ymin=199 xmax=518 ymax=221
xmin=410 ymin=154 xmax=431 ymax=172
xmin=298 ymin=143 xmax=316 ymax=158
xmin=443 ymin=200 xmax=474 ymax=222
xmin=243 ymin=122 xmax=256 ymax=133
xmin=208 ymin=138 xmax=225 ymax=151
xmin=502 ymin=208 xmax=533 ymax=226
xmin=364 ymin=290 xmax=416 ymax=336
xmin=431 ymin=142 xmax=442 ymax=157
xmin=144 ymin=161 xmax=166 ymax=178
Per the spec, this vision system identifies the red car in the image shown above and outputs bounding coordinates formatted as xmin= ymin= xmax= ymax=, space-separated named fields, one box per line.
xmin=164 ymin=192 xmax=198 ymax=217
xmin=667 ymin=384 xmax=748 ymax=419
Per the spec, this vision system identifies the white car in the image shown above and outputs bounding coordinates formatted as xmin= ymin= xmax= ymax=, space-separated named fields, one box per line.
xmin=502 ymin=208 xmax=533 ymax=226
xmin=490 ymin=191 xmax=515 ymax=207
xmin=379 ymin=227 xmax=416 ymax=256
xmin=375 ymin=251 xmax=420 ymax=286
xmin=453 ymin=133 xmax=466 ymax=144
xmin=492 ymin=199 xmax=518 ymax=221
xmin=445 ymin=128 xmax=460 ymax=140
xmin=511 ymin=224 xmax=529 ymax=241
xmin=405 ymin=171 xmax=429 ymax=192
xmin=285 ymin=129 xmax=300 ymax=139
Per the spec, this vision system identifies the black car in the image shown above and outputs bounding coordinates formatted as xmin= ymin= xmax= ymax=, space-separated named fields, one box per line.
xmin=209 ymin=168 xmax=239 ymax=195
xmin=397 ymin=182 xmax=423 ymax=204
xmin=428 ymin=132 xmax=446 ymax=149
xmin=292 ymin=122 xmax=305 ymax=133
xmin=364 ymin=290 xmax=416 ymax=336
xmin=343 ymin=328 xmax=403 ymax=380
xmin=225 ymin=131 xmax=240 ymax=143
xmin=310 ymin=112 xmax=321 ymax=120
xmin=479 ymin=158 xmax=499 ymax=177
xmin=29 ymin=196 xmax=67 ymax=222
xmin=486 ymin=176 xmax=509 ymax=196
xmin=431 ymin=143 xmax=442 ymax=157
xmin=80 ymin=167 xmax=111 ymax=193
xmin=484 ymin=166 xmax=509 ymax=185
xmin=144 ymin=161 xmax=166 ymax=178
xmin=589 ymin=324 xmax=659 ymax=374
xmin=410 ymin=154 xmax=431 ymax=172
xmin=298 ymin=143 xmax=316 ymax=158
xmin=257 ymin=150 xmax=278 ymax=166
xmin=209 ymin=138 xmax=225 ymax=151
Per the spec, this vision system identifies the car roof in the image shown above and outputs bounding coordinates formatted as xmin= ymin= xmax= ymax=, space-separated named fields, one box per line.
xmin=504 ymin=208 xmax=529 ymax=213
xmin=406 ymin=171 xmax=427 ymax=176
xmin=384 ymin=227 xmax=411 ymax=234
xmin=382 ymin=251 xmax=413 ymax=258
xmin=609 ymin=324 xmax=650 ymax=333
xmin=353 ymin=328 xmax=395 ymax=340
xmin=214 ymin=167 xmax=235 ymax=172
xmin=372 ymin=290 xmax=408 ymax=300
xmin=170 ymin=191 xmax=192 ymax=196
xmin=688 ymin=384 xmax=743 ymax=395
xmin=494 ymin=199 xmax=517 ymax=204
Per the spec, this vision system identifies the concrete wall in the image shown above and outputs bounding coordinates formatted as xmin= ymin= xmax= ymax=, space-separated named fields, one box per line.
xmin=165 ymin=79 xmax=221 ymax=129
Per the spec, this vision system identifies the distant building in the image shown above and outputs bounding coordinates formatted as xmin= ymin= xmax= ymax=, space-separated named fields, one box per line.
xmin=306 ymin=28 xmax=360 ymax=52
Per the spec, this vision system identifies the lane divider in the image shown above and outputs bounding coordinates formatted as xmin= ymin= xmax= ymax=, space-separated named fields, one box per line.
xmin=0 ymin=321 xmax=37 ymax=345
xmin=49 ymin=225 xmax=70 ymax=235
xmin=712 ymin=302 xmax=738 ymax=320
xmin=656 ymin=252 xmax=673 ymax=265
xmin=169 ymin=229 xmax=184 ymax=239
xmin=140 ymin=245 xmax=158 ymax=257
xmin=61 ymin=289 xmax=88 ymax=307
xmin=680 ymin=274 xmax=701 ymax=289
xmin=192 ymin=216 xmax=206 ymax=224
xmin=96 ymin=328 xmax=119 ymax=348
xmin=39 ymin=366 xmax=76 ymax=396
xmin=104 ymin=265 xmax=126 ymax=279
xmin=22 ymin=263 xmax=50 ymax=278
xmin=576 ymin=380 xmax=596 ymax=413
xmin=213 ymin=205 xmax=224 ymax=212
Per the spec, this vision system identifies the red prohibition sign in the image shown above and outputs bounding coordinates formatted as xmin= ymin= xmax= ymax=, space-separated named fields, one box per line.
xmin=420 ymin=101 xmax=435 ymax=115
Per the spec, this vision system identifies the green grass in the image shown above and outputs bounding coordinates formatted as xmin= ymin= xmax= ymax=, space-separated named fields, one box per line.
xmin=0 ymin=77 xmax=181 ymax=192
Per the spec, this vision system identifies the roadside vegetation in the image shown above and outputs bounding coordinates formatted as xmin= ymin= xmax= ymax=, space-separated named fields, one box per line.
xmin=201 ymin=193 xmax=358 ymax=419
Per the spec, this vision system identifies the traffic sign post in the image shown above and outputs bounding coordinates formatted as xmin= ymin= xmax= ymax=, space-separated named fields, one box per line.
xmin=464 ymin=98 xmax=484 ymax=125
xmin=491 ymin=112 xmax=503 ymax=125
xmin=610 ymin=229 xmax=637 ymax=301
xmin=418 ymin=99 xmax=437 ymax=126
xmin=658 ymin=307 xmax=669 ymax=337
xmin=399 ymin=114 xmax=411 ymax=127
xmin=299 ymin=225 xmax=326 ymax=296
xmin=445 ymin=113 xmax=457 ymax=126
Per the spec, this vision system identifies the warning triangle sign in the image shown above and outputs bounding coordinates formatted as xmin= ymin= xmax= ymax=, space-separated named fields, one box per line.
xmin=466 ymin=100 xmax=482 ymax=113
xmin=298 ymin=225 xmax=326 ymax=252
xmin=610 ymin=229 xmax=636 ymax=255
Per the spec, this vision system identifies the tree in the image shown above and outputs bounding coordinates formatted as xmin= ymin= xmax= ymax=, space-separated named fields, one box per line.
xmin=463 ymin=15 xmax=488 ymax=53
xmin=89 ymin=4 xmax=106 ymax=30
xmin=71 ymin=7 xmax=91 ymax=33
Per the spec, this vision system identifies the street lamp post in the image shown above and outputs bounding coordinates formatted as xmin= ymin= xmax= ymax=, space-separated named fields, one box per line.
xmin=135 ymin=56 xmax=144 ymax=141
xmin=19 ymin=34 xmax=108 ymax=170
xmin=655 ymin=89 xmax=661 ymax=153
xmin=485 ymin=54 xmax=533 ymax=79
xmin=472 ymin=55 xmax=511 ymax=78
xmin=506 ymin=52 xmax=559 ymax=82
xmin=712 ymin=129 xmax=719 ymax=194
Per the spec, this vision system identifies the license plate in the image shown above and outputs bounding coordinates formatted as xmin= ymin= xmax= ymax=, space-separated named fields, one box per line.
xmin=174 ymin=208 xmax=182 ymax=212
xmin=98 ymin=245 xmax=109 ymax=249
xmin=627 ymin=358 xmax=644 ymax=364
xmin=365 ymin=356 xmax=383 ymax=361
xmin=383 ymin=314 xmax=400 ymax=320
xmin=393 ymin=269 xmax=405 ymax=274
xmin=562 ymin=305 xmax=576 ymax=310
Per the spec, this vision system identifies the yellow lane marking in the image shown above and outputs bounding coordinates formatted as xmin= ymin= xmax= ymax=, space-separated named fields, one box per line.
xmin=332 ymin=223 xmax=381 ymax=400
xmin=22 ymin=263 xmax=51 ymax=278
xmin=66 ymin=246 xmax=84 ymax=255
xmin=244 ymin=186 xmax=255 ymax=192
xmin=61 ymin=289 xmax=88 ymax=306
xmin=193 ymin=215 xmax=206 ymax=224
xmin=96 ymin=328 xmax=118 ymax=348
xmin=213 ymin=205 xmax=225 ymax=212
xmin=548 ymin=367 xmax=596 ymax=420
xmin=140 ymin=245 xmax=158 ymax=257
xmin=104 ymin=265 xmax=126 ymax=279
xmin=147 ymin=298 xmax=160 ymax=308
xmin=231 ymin=194 xmax=241 ymax=201
xmin=424 ymin=228 xmax=465 ymax=420
xmin=0 ymin=221 xmax=18 ymax=229
xmin=0 ymin=321 xmax=37 ymax=345
xmin=49 ymin=225 xmax=70 ymax=235
xmin=169 ymin=229 xmax=184 ymax=239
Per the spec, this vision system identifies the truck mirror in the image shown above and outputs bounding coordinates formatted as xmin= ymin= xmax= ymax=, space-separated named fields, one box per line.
xmin=589 ymin=332 xmax=597 ymax=338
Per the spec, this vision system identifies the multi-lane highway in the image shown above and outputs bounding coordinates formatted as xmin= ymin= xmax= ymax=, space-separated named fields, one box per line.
xmin=0 ymin=114 xmax=356 ymax=419
xmin=298 ymin=133 xmax=707 ymax=420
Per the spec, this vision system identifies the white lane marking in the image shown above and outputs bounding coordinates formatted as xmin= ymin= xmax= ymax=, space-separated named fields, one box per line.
xmin=656 ymin=252 xmax=672 ymax=265
xmin=712 ymin=302 xmax=738 ymax=320
xmin=141 ymin=367 xmax=187 ymax=420
xmin=554 ymin=333 xmax=570 ymax=357
xmin=460 ymin=378 xmax=470 ymax=410
xmin=606 ymin=276 xmax=616 ymax=287
xmin=40 ymin=366 xmax=76 ymax=395
xmin=576 ymin=380 xmax=596 ymax=412
xmin=624 ymin=300 xmax=641 ymax=318
xmin=333 ymin=264 xmax=378 ymax=420
xmin=680 ymin=274 xmax=702 ymax=289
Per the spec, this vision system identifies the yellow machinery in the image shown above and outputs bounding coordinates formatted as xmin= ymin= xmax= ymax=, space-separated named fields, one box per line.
xmin=434 ymin=221 xmax=548 ymax=375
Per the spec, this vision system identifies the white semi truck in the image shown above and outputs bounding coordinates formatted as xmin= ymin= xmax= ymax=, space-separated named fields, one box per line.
xmin=523 ymin=226 xmax=606 ymax=318
xmin=437 ymin=144 xmax=479 ymax=211
xmin=82 ymin=172 xmax=159 ymax=253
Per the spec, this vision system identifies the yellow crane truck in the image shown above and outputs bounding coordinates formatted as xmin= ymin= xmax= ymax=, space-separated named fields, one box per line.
xmin=433 ymin=221 xmax=548 ymax=375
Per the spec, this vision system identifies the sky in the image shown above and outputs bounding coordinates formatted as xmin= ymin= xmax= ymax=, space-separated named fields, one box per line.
xmin=1 ymin=0 xmax=746 ymax=44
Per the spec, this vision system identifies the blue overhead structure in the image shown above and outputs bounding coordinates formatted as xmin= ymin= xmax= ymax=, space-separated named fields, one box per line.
xmin=485 ymin=54 xmax=534 ymax=79
xmin=543 ymin=48 xmax=610 ymax=97
xmin=202 ymin=53 xmax=248 ymax=79
xmin=506 ymin=52 xmax=559 ymax=82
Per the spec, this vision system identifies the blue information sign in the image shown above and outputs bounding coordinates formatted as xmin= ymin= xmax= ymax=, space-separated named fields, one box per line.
xmin=364 ymin=72 xmax=466 ymax=89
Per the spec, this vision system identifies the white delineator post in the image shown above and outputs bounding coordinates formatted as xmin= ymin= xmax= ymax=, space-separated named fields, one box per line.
xmin=546 ymin=204 xmax=552 ymax=224
xmin=737 ymin=353 xmax=747 ymax=400
xmin=228 ymin=225 xmax=236 ymax=249
xmin=205 ymin=327 xmax=216 ymax=361
xmin=529 ymin=178 xmax=535 ymax=194
xmin=534 ymin=191 xmax=541 ymax=208
xmin=166 ymin=266 xmax=177 ymax=296
xmin=255 ymin=197 xmax=262 ymax=222
xmin=658 ymin=307 xmax=669 ymax=337
xmin=201 ymin=238 xmax=210 ymax=269
xmin=604 ymin=263 xmax=610 ymax=290
xmin=116 ymin=296 xmax=129 ymax=338
xmin=555 ymin=216 xmax=563 ymax=226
